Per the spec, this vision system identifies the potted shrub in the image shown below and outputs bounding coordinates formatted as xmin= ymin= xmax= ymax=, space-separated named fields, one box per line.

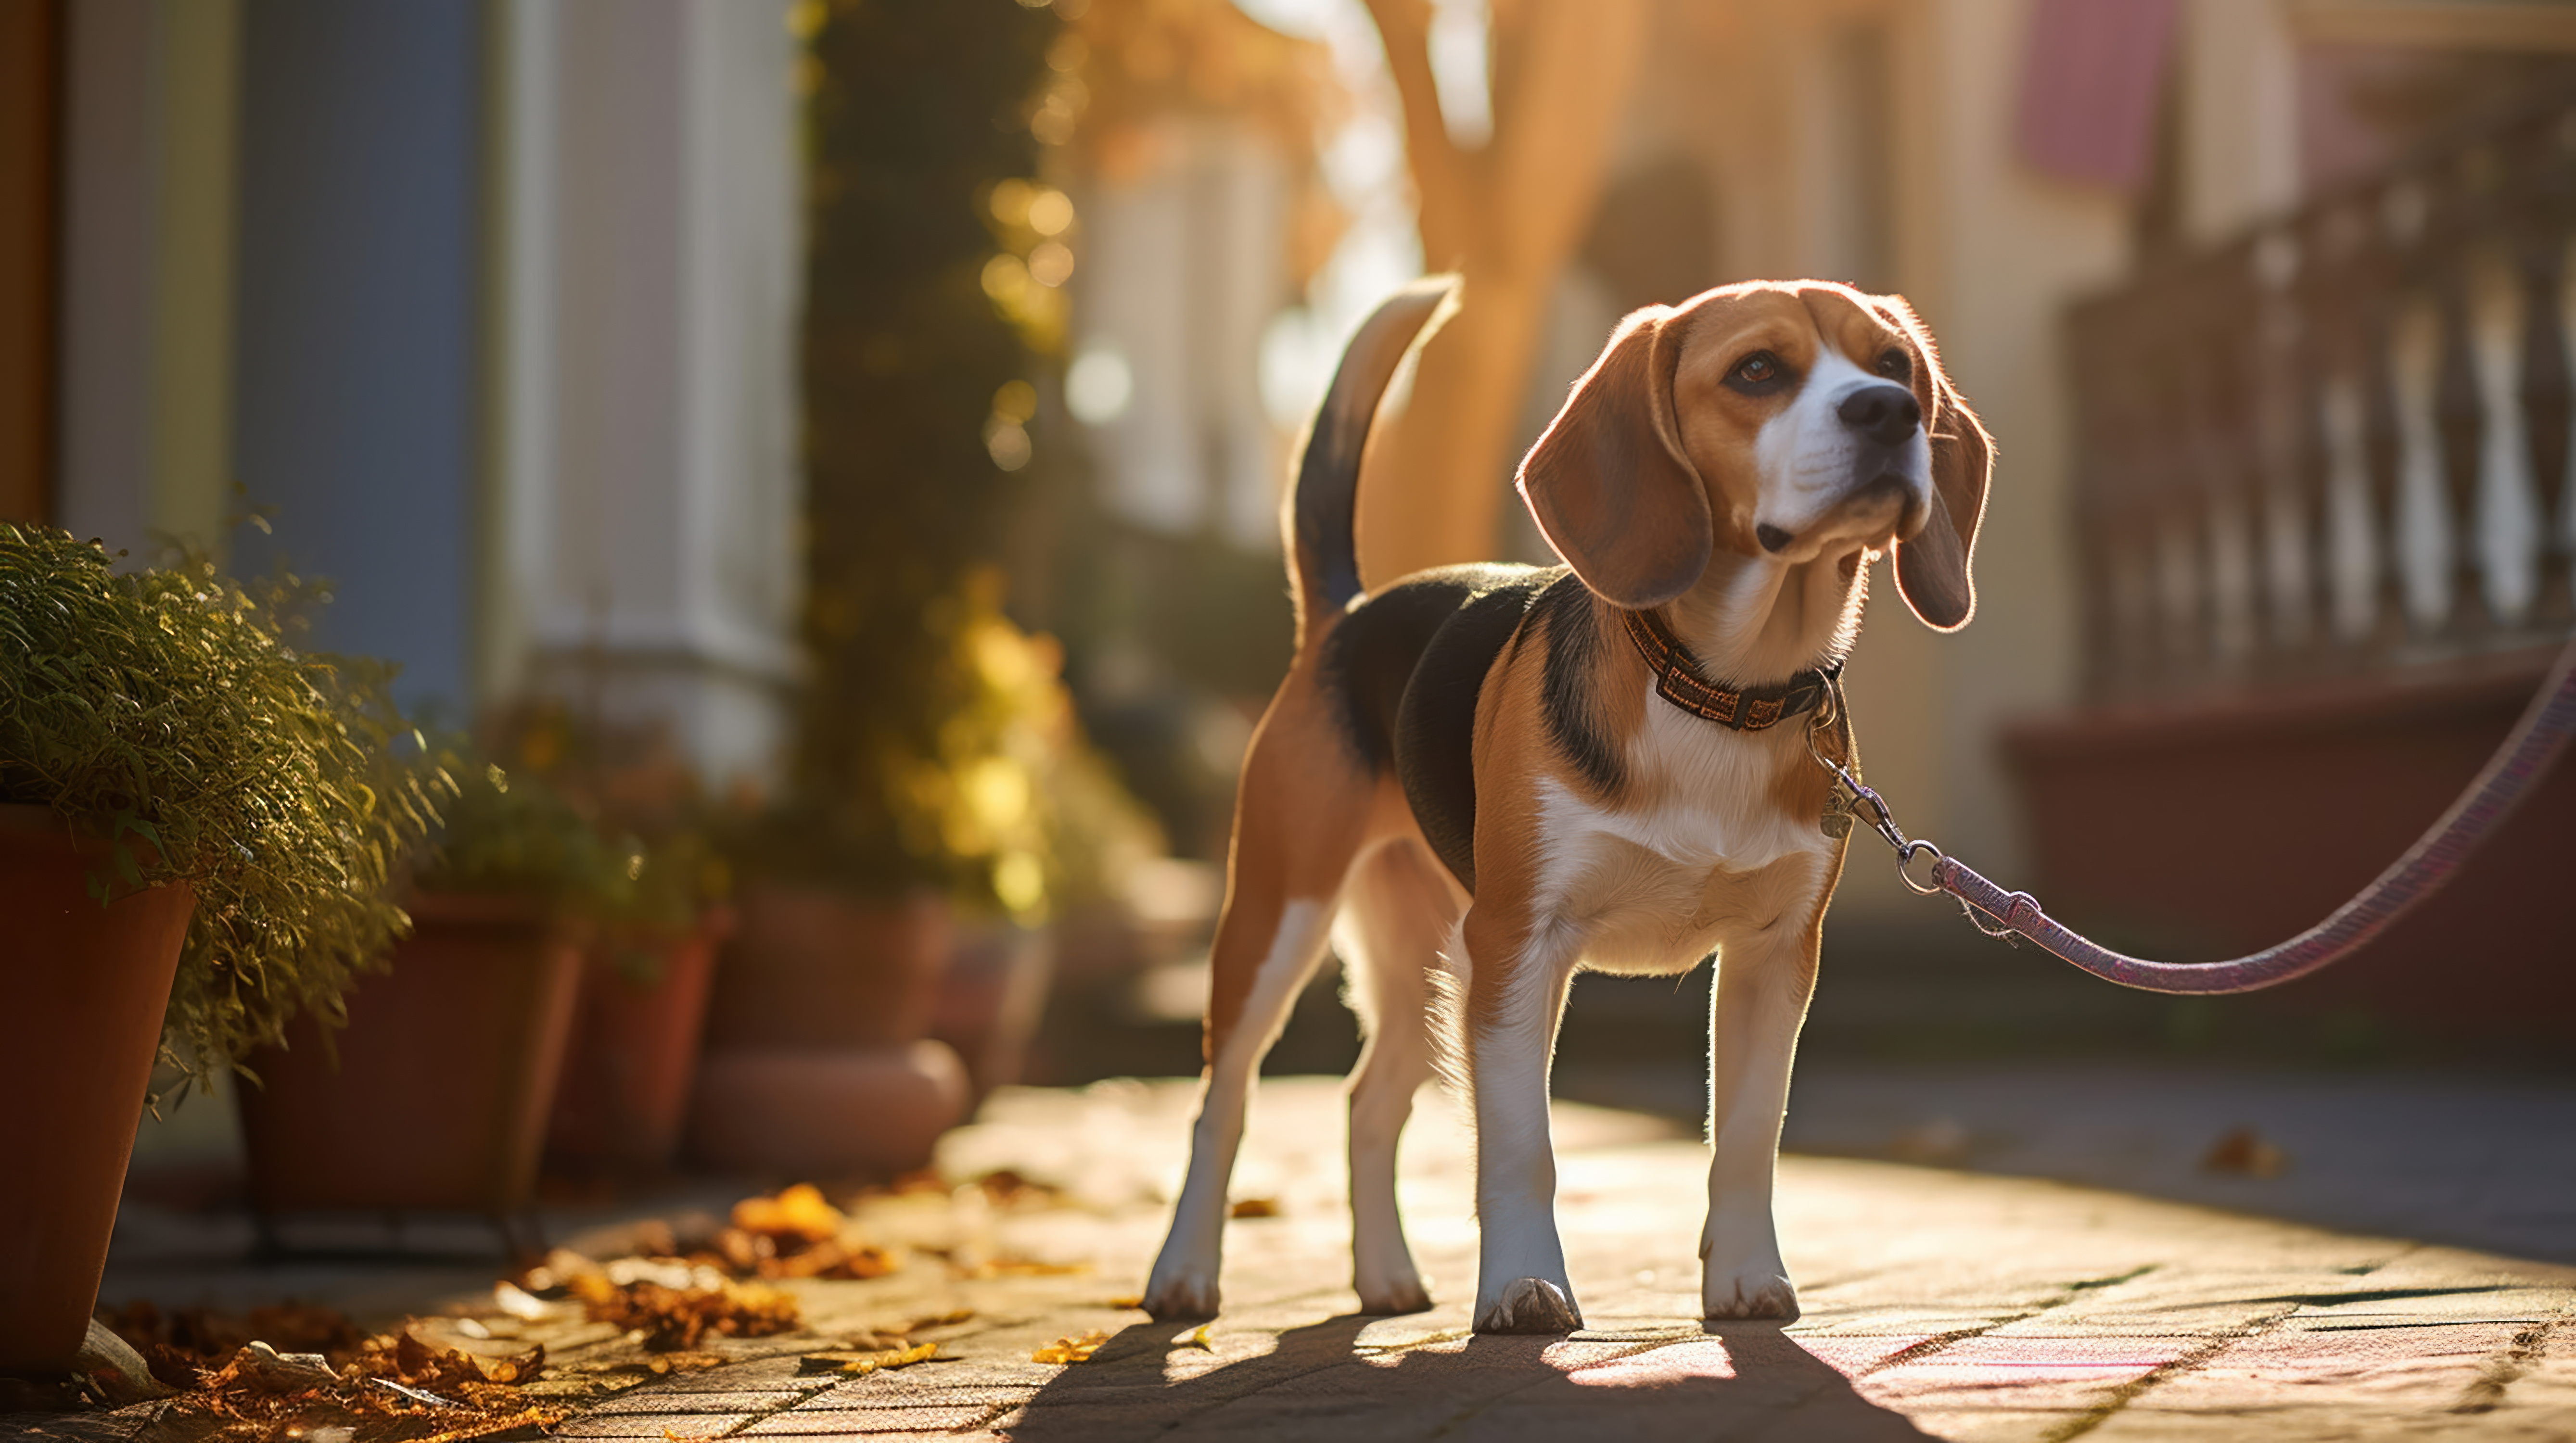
xmin=0 ymin=525 xmax=438 ymax=1371
xmin=692 ymin=578 xmax=1160 ymax=1167
xmin=234 ymin=749 xmax=631 ymax=1239
xmin=545 ymin=827 xmax=735 ymax=1177
xmin=503 ymin=705 xmax=742 ymax=1175
xmin=691 ymin=798 xmax=968 ymax=1175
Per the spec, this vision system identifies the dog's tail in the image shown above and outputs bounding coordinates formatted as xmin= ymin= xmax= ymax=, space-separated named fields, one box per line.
xmin=1285 ymin=275 xmax=1463 ymax=640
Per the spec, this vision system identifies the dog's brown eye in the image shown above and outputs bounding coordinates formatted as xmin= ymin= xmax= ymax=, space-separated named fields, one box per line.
xmin=1733 ymin=353 xmax=1782 ymax=386
xmin=1876 ymin=349 xmax=1912 ymax=380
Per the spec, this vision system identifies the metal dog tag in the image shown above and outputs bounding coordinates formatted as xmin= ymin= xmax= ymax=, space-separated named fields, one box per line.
xmin=1819 ymin=793 xmax=1855 ymax=840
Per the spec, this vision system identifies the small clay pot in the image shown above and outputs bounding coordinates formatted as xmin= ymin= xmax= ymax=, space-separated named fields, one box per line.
xmin=0 ymin=805 xmax=195 ymax=1372
xmin=685 ymin=1041 xmax=970 ymax=1176
xmin=546 ymin=906 xmax=735 ymax=1172
xmin=701 ymin=886 xmax=953 ymax=1050
xmin=236 ymin=893 xmax=584 ymax=1218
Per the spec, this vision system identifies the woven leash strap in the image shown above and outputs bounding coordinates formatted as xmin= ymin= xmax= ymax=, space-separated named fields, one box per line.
xmin=1923 ymin=634 xmax=2576 ymax=995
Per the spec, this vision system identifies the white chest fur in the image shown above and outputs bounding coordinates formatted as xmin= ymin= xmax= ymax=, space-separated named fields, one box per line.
xmin=1527 ymin=678 xmax=1835 ymax=974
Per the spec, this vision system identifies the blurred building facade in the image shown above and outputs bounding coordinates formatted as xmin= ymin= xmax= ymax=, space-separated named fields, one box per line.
xmin=0 ymin=0 xmax=805 ymax=789
xmin=1566 ymin=0 xmax=2576 ymax=1029
xmin=1442 ymin=0 xmax=2576 ymax=920
xmin=1040 ymin=0 xmax=2575 ymax=1038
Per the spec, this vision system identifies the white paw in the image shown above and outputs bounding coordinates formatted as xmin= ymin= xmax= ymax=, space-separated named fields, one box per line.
xmin=1474 ymin=1277 xmax=1583 ymax=1334
xmin=1702 ymin=1266 xmax=1799 ymax=1321
xmin=1143 ymin=1257 xmax=1221 ymax=1319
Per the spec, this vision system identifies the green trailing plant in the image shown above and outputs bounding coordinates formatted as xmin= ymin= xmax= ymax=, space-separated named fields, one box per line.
xmin=0 ymin=523 xmax=450 ymax=1084
xmin=411 ymin=751 xmax=640 ymax=920
xmin=471 ymin=700 xmax=737 ymax=982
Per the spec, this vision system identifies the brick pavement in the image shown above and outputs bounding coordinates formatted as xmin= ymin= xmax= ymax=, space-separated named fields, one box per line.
xmin=568 ymin=1077 xmax=2575 ymax=1441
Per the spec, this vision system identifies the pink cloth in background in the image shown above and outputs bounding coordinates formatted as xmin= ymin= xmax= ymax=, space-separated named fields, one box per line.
xmin=2016 ymin=0 xmax=2182 ymax=192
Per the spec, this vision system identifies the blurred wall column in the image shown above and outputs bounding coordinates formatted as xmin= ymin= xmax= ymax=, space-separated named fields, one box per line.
xmin=0 ymin=0 xmax=64 ymax=525
xmin=484 ymin=0 xmax=803 ymax=790
xmin=231 ymin=0 xmax=483 ymax=709
xmin=53 ymin=0 xmax=239 ymax=557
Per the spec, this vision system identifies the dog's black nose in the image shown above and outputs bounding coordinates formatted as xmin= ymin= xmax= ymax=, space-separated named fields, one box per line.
xmin=1838 ymin=384 xmax=1922 ymax=446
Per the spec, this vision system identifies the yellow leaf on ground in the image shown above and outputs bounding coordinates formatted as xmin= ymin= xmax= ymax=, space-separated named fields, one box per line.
xmin=733 ymin=1182 xmax=846 ymax=1243
xmin=1032 ymin=1330 xmax=1109 ymax=1364
xmin=960 ymin=1257 xmax=1093 ymax=1278
xmin=842 ymin=1342 xmax=938 ymax=1376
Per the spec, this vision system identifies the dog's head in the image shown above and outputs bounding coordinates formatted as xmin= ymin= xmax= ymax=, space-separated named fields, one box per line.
xmin=1516 ymin=280 xmax=1993 ymax=631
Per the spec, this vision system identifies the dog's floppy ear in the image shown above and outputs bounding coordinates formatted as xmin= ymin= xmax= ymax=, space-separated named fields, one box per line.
xmin=1877 ymin=295 xmax=1993 ymax=632
xmin=1516 ymin=307 xmax=1712 ymax=609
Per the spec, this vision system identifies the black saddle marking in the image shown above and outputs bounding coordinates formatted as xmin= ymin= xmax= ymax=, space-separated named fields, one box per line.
xmin=1318 ymin=564 xmax=1558 ymax=893
xmin=1528 ymin=570 xmax=1623 ymax=798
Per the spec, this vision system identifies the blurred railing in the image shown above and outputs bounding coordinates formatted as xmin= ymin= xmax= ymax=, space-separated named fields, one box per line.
xmin=2067 ymin=87 xmax=2576 ymax=699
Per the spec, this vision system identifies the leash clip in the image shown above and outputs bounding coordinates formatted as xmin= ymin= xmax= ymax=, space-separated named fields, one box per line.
xmin=1804 ymin=700 xmax=1907 ymax=855
xmin=1810 ymin=694 xmax=2020 ymax=946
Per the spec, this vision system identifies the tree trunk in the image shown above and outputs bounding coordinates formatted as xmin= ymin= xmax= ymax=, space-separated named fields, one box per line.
xmin=1354 ymin=0 xmax=1648 ymax=587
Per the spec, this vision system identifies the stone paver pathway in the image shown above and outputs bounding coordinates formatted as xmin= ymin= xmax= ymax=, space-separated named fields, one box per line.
xmin=551 ymin=1077 xmax=2575 ymax=1441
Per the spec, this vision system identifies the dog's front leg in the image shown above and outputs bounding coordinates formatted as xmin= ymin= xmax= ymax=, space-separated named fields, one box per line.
xmin=1699 ymin=910 xmax=1824 ymax=1320
xmin=1462 ymin=907 xmax=1585 ymax=1334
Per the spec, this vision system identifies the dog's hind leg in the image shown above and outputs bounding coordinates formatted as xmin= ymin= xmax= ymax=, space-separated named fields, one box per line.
xmin=1336 ymin=838 xmax=1457 ymax=1315
xmin=1141 ymin=886 xmax=1336 ymax=1319
xmin=1143 ymin=708 xmax=1365 ymax=1320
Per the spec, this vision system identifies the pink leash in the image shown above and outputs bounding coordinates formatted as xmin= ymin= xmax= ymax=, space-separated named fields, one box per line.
xmin=1809 ymin=635 xmax=2576 ymax=995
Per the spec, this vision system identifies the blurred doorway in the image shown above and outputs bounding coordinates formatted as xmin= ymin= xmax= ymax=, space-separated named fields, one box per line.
xmin=0 ymin=0 xmax=64 ymax=524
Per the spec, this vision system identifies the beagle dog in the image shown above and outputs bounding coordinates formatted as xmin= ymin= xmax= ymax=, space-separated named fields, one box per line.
xmin=1142 ymin=276 xmax=1992 ymax=1333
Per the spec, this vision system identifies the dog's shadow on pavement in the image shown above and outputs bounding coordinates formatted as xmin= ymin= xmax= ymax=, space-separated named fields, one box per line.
xmin=1005 ymin=1312 xmax=1936 ymax=1441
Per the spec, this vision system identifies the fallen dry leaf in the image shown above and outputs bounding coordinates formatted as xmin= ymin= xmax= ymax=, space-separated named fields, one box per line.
xmin=490 ymin=1280 xmax=552 ymax=1320
xmin=972 ymin=1169 xmax=1063 ymax=1206
xmin=957 ymin=1256 xmax=1092 ymax=1279
xmin=1032 ymin=1330 xmax=1110 ymax=1365
xmin=1227 ymin=1197 xmax=1279 ymax=1218
xmin=1182 ymin=1325 xmax=1214 ymax=1352
xmin=813 ymin=1341 xmax=939 ymax=1376
xmin=732 ymin=1182 xmax=845 ymax=1245
xmin=571 ymin=1272 xmax=801 ymax=1352
xmin=407 ymin=1404 xmax=568 ymax=1443
xmin=2203 ymin=1126 xmax=2288 ymax=1177
xmin=757 ymin=1237 xmax=900 ymax=1281
xmin=1888 ymin=1117 xmax=1972 ymax=1165
xmin=1105 ymin=1295 xmax=1145 ymax=1310
xmin=104 ymin=1299 xmax=370 ymax=1389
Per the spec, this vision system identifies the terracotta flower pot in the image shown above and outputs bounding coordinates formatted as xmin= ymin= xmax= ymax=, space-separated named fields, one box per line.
xmin=546 ymin=906 xmax=735 ymax=1173
xmin=701 ymin=886 xmax=953 ymax=1050
xmin=236 ymin=893 xmax=584 ymax=1222
xmin=686 ymin=1040 xmax=971 ymax=1176
xmin=0 ymin=805 xmax=195 ymax=1372
xmin=689 ymin=887 xmax=969 ymax=1174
